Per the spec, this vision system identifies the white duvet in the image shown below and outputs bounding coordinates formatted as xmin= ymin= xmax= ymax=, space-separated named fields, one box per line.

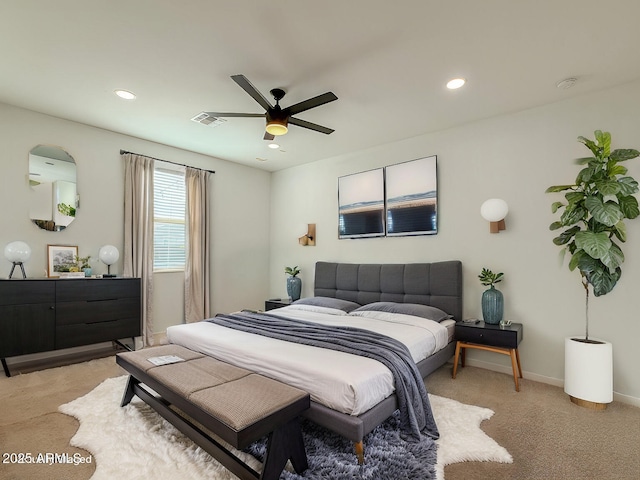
xmin=166 ymin=304 xmax=450 ymax=416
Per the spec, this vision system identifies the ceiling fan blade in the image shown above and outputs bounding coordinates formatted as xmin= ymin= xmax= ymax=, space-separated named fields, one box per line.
xmin=204 ymin=112 xmax=265 ymax=118
xmin=231 ymin=74 xmax=273 ymax=111
xmin=287 ymin=92 xmax=338 ymax=116
xmin=289 ymin=117 xmax=335 ymax=135
xmin=263 ymin=132 xmax=275 ymax=141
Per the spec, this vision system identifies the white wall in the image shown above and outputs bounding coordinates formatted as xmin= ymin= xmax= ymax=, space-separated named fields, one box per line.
xmin=269 ymin=80 xmax=640 ymax=403
xmin=0 ymin=102 xmax=272 ymax=341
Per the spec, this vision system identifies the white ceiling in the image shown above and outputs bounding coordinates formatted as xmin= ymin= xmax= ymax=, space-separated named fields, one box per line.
xmin=3 ymin=1 xmax=640 ymax=172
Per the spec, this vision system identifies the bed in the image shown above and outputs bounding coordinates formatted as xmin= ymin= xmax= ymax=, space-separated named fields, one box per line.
xmin=167 ymin=260 xmax=462 ymax=458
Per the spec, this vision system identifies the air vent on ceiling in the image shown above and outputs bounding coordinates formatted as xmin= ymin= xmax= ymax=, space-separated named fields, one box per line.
xmin=190 ymin=112 xmax=227 ymax=127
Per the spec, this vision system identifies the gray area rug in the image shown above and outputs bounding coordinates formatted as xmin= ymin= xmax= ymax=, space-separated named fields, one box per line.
xmin=246 ymin=411 xmax=437 ymax=479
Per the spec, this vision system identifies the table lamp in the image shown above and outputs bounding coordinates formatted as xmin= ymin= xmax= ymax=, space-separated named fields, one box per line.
xmin=99 ymin=245 xmax=119 ymax=278
xmin=4 ymin=241 xmax=31 ymax=279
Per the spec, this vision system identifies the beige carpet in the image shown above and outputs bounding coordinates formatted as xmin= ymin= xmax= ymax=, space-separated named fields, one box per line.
xmin=1 ymin=354 xmax=639 ymax=480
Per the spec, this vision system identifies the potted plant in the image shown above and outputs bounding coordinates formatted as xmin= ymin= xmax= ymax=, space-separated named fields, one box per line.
xmin=285 ymin=265 xmax=302 ymax=301
xmin=478 ymin=268 xmax=504 ymax=324
xmin=546 ymin=130 xmax=639 ymax=408
xmin=75 ymin=255 xmax=92 ymax=277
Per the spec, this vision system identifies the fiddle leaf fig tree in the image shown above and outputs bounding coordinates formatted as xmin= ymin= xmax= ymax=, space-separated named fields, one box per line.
xmin=546 ymin=130 xmax=639 ymax=339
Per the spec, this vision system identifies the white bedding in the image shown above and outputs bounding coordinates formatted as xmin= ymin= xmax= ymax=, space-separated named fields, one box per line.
xmin=166 ymin=304 xmax=450 ymax=416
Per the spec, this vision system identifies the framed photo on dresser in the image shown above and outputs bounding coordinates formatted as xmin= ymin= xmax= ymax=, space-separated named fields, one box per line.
xmin=47 ymin=244 xmax=78 ymax=277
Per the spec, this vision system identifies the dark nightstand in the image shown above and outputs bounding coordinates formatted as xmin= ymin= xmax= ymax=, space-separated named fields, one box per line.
xmin=264 ymin=298 xmax=293 ymax=311
xmin=452 ymin=321 xmax=524 ymax=391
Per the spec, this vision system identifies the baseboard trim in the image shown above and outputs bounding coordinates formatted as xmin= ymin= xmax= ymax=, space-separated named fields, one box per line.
xmin=612 ymin=391 xmax=640 ymax=408
xmin=457 ymin=357 xmax=640 ymax=408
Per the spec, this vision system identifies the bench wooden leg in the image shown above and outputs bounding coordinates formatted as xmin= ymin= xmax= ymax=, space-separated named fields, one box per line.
xmin=261 ymin=418 xmax=308 ymax=479
xmin=120 ymin=375 xmax=139 ymax=407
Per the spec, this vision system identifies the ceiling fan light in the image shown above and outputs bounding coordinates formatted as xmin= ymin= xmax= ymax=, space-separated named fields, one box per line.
xmin=265 ymin=120 xmax=288 ymax=136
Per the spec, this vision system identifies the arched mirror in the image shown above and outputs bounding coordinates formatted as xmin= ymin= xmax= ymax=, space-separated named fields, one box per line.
xmin=28 ymin=145 xmax=77 ymax=231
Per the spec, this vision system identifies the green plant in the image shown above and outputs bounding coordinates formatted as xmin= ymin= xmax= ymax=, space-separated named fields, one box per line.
xmin=285 ymin=265 xmax=300 ymax=277
xmin=57 ymin=202 xmax=76 ymax=217
xmin=478 ymin=268 xmax=503 ymax=287
xmin=75 ymin=255 xmax=91 ymax=269
xmin=546 ymin=130 xmax=639 ymax=339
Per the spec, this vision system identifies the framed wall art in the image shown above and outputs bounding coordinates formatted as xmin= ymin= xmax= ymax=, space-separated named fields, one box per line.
xmin=47 ymin=244 xmax=78 ymax=277
xmin=338 ymin=168 xmax=385 ymax=239
xmin=385 ymin=155 xmax=438 ymax=236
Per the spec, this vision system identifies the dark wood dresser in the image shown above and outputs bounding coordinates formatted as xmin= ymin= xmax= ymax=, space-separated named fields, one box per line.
xmin=0 ymin=277 xmax=141 ymax=376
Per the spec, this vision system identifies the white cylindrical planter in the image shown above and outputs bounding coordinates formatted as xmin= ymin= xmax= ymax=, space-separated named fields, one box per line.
xmin=564 ymin=337 xmax=613 ymax=407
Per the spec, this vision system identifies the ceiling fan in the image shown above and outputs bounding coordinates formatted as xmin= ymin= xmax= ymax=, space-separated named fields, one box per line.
xmin=206 ymin=74 xmax=338 ymax=140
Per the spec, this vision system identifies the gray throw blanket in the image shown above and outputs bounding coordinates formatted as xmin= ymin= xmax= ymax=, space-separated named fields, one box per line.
xmin=207 ymin=311 xmax=439 ymax=441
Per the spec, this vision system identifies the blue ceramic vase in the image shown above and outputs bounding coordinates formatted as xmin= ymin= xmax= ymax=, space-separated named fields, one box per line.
xmin=482 ymin=286 xmax=503 ymax=324
xmin=287 ymin=276 xmax=302 ymax=301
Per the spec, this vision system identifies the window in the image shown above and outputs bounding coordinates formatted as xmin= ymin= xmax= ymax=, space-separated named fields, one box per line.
xmin=154 ymin=166 xmax=186 ymax=271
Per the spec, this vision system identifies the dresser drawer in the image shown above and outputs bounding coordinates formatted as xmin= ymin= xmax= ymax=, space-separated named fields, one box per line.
xmin=56 ymin=278 xmax=140 ymax=302
xmin=56 ymin=317 xmax=140 ymax=349
xmin=0 ymin=281 xmax=54 ymax=306
xmin=55 ymin=297 xmax=140 ymax=326
xmin=455 ymin=322 xmax=523 ymax=349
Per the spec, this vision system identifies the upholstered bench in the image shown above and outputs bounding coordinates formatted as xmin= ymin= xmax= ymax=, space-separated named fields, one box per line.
xmin=116 ymin=345 xmax=310 ymax=480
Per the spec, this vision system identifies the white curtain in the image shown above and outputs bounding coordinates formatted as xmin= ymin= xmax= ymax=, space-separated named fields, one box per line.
xmin=185 ymin=167 xmax=212 ymax=323
xmin=123 ymin=153 xmax=155 ymax=346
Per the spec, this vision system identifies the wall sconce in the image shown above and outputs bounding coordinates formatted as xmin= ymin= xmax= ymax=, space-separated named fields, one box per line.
xmin=4 ymin=241 xmax=31 ymax=279
xmin=99 ymin=245 xmax=120 ymax=277
xmin=481 ymin=199 xmax=508 ymax=233
xmin=298 ymin=224 xmax=316 ymax=246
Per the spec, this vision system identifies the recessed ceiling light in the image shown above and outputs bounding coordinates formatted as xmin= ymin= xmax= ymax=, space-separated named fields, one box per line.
xmin=446 ymin=78 xmax=466 ymax=90
xmin=268 ymin=143 xmax=280 ymax=149
xmin=556 ymin=77 xmax=577 ymax=89
xmin=114 ymin=89 xmax=137 ymax=100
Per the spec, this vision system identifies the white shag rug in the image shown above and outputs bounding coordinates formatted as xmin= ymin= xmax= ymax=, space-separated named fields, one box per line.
xmin=59 ymin=376 xmax=512 ymax=480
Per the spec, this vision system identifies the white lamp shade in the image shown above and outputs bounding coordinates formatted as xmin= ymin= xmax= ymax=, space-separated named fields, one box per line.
xmin=99 ymin=245 xmax=119 ymax=266
xmin=481 ymin=198 xmax=509 ymax=222
xmin=564 ymin=337 xmax=613 ymax=403
xmin=4 ymin=241 xmax=31 ymax=263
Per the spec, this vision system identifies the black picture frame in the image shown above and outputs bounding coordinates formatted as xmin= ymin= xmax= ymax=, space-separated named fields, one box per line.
xmin=338 ymin=168 xmax=385 ymax=239
xmin=385 ymin=155 xmax=438 ymax=236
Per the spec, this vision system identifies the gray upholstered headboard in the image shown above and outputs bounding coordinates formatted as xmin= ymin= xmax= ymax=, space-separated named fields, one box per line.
xmin=314 ymin=261 xmax=463 ymax=321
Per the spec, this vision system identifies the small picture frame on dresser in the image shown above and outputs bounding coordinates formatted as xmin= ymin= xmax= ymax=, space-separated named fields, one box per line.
xmin=47 ymin=244 xmax=78 ymax=278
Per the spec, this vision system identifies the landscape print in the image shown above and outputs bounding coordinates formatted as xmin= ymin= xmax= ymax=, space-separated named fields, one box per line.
xmin=338 ymin=168 xmax=385 ymax=238
xmin=385 ymin=156 xmax=437 ymax=236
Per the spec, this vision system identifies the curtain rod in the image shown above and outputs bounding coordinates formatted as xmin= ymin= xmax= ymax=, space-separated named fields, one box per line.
xmin=119 ymin=150 xmax=216 ymax=174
